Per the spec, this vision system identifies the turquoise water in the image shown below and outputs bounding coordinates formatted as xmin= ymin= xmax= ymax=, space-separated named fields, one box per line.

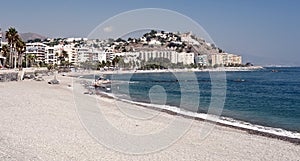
xmin=91 ymin=67 xmax=300 ymax=132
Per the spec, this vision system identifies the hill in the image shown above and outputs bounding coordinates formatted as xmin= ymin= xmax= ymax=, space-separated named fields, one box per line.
xmin=19 ymin=32 xmax=47 ymax=42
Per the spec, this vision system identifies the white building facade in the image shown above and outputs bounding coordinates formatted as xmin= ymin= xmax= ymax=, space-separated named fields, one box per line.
xmin=178 ymin=52 xmax=194 ymax=65
xmin=25 ymin=42 xmax=47 ymax=63
xmin=45 ymin=46 xmax=57 ymax=64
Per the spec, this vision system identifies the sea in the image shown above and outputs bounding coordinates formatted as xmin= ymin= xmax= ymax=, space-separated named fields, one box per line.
xmin=86 ymin=67 xmax=300 ymax=138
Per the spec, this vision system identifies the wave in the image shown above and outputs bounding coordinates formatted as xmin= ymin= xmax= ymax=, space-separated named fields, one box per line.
xmin=95 ymin=91 xmax=300 ymax=140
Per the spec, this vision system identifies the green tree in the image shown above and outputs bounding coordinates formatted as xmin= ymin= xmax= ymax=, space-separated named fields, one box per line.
xmin=34 ymin=38 xmax=41 ymax=42
xmin=150 ymin=30 xmax=157 ymax=37
xmin=58 ymin=50 xmax=68 ymax=66
xmin=27 ymin=54 xmax=37 ymax=67
xmin=62 ymin=50 xmax=68 ymax=58
xmin=112 ymin=55 xmax=120 ymax=67
xmin=106 ymin=61 xmax=111 ymax=67
xmin=47 ymin=64 xmax=54 ymax=70
xmin=101 ymin=60 xmax=106 ymax=68
xmin=245 ymin=62 xmax=253 ymax=67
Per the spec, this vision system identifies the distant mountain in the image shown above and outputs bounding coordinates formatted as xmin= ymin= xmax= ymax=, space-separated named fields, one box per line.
xmin=19 ymin=32 xmax=47 ymax=42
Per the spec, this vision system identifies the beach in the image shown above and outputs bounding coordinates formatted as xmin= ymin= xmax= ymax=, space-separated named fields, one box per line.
xmin=0 ymin=75 xmax=299 ymax=160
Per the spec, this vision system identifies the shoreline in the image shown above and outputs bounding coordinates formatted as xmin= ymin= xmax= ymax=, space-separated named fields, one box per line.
xmin=0 ymin=66 xmax=263 ymax=82
xmin=75 ymin=68 xmax=300 ymax=144
xmin=68 ymin=66 xmax=264 ymax=77
xmin=90 ymin=89 xmax=300 ymax=145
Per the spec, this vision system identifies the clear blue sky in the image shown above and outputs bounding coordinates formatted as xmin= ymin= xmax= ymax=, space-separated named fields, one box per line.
xmin=1 ymin=0 xmax=299 ymax=66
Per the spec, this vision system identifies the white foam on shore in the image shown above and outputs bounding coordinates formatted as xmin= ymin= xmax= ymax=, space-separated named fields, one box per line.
xmin=97 ymin=91 xmax=300 ymax=140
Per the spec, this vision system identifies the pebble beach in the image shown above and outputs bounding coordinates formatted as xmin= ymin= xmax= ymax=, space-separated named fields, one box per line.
xmin=0 ymin=75 xmax=299 ymax=160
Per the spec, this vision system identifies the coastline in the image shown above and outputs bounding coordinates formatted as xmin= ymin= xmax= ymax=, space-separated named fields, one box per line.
xmin=0 ymin=66 xmax=263 ymax=82
xmin=73 ymin=67 xmax=300 ymax=143
xmin=68 ymin=66 xmax=264 ymax=77
xmin=0 ymin=75 xmax=299 ymax=160
xmin=91 ymin=89 xmax=300 ymax=144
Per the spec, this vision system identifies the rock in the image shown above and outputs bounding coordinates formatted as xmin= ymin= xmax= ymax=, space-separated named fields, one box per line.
xmin=34 ymin=76 xmax=44 ymax=81
xmin=48 ymin=79 xmax=59 ymax=84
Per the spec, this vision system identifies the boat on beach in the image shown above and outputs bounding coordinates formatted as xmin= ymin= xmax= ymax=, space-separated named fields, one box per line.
xmin=92 ymin=75 xmax=112 ymax=91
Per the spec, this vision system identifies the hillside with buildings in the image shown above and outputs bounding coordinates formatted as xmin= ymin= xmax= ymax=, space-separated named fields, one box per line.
xmin=1 ymin=29 xmax=245 ymax=70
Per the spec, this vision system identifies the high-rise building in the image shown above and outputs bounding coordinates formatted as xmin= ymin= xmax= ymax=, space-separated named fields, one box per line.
xmin=25 ymin=42 xmax=47 ymax=63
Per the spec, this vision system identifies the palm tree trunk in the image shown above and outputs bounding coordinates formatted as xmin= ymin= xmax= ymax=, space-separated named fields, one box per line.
xmin=18 ymin=53 xmax=22 ymax=69
xmin=9 ymin=42 xmax=12 ymax=68
xmin=13 ymin=44 xmax=17 ymax=69
xmin=14 ymin=49 xmax=17 ymax=69
xmin=25 ymin=54 xmax=27 ymax=68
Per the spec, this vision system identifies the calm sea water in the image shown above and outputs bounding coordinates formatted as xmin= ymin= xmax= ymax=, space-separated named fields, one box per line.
xmin=92 ymin=67 xmax=300 ymax=132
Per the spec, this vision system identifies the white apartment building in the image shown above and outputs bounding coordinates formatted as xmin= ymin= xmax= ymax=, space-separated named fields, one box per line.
xmin=220 ymin=53 xmax=242 ymax=66
xmin=61 ymin=44 xmax=77 ymax=65
xmin=178 ymin=52 xmax=194 ymax=65
xmin=139 ymin=50 xmax=178 ymax=64
xmin=45 ymin=46 xmax=57 ymax=64
xmin=77 ymin=47 xmax=107 ymax=63
xmin=210 ymin=54 xmax=224 ymax=66
xmin=232 ymin=55 xmax=242 ymax=65
xmin=138 ymin=50 xmax=195 ymax=65
xmin=209 ymin=53 xmax=242 ymax=67
xmin=113 ymin=52 xmax=139 ymax=63
xmin=45 ymin=44 xmax=96 ymax=65
xmin=92 ymin=48 xmax=106 ymax=62
xmin=77 ymin=47 xmax=90 ymax=62
xmin=25 ymin=42 xmax=47 ymax=63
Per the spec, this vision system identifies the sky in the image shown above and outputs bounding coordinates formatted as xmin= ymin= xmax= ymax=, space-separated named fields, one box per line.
xmin=1 ymin=0 xmax=299 ymax=66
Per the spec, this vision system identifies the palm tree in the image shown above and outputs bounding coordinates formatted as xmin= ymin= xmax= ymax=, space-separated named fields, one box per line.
xmin=101 ymin=60 xmax=106 ymax=68
xmin=1 ymin=44 xmax=10 ymax=67
xmin=112 ymin=56 xmax=120 ymax=67
xmin=27 ymin=54 xmax=37 ymax=67
xmin=15 ymin=37 xmax=26 ymax=68
xmin=106 ymin=61 xmax=111 ymax=67
xmin=58 ymin=50 xmax=68 ymax=66
xmin=5 ymin=27 xmax=20 ymax=68
xmin=62 ymin=50 xmax=68 ymax=60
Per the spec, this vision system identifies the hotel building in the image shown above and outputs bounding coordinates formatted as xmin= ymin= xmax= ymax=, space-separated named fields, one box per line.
xmin=25 ymin=42 xmax=47 ymax=63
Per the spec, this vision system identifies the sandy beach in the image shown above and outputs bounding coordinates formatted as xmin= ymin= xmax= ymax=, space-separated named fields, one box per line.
xmin=0 ymin=75 xmax=299 ymax=160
